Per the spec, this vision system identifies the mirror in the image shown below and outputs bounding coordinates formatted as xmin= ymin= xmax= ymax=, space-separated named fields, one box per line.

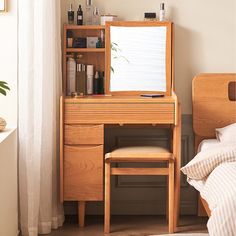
xmin=105 ymin=22 xmax=172 ymax=95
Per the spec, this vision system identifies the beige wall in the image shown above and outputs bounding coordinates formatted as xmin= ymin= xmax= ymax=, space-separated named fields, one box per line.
xmin=61 ymin=0 xmax=236 ymax=114
xmin=0 ymin=0 xmax=18 ymax=125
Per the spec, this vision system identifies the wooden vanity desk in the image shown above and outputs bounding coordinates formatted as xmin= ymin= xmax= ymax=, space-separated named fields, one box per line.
xmin=60 ymin=93 xmax=180 ymax=227
xmin=60 ymin=21 xmax=181 ymax=229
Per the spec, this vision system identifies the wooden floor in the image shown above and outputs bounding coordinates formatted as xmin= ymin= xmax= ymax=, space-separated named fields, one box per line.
xmin=42 ymin=215 xmax=208 ymax=236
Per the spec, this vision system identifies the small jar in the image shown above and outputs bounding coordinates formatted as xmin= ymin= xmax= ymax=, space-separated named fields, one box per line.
xmin=144 ymin=12 xmax=157 ymax=21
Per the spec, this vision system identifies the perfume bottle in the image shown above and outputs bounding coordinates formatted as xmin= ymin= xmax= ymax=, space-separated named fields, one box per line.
xmin=92 ymin=7 xmax=100 ymax=25
xmin=77 ymin=5 xmax=83 ymax=25
xmin=85 ymin=0 xmax=93 ymax=25
xmin=68 ymin=4 xmax=74 ymax=25
xmin=159 ymin=3 xmax=165 ymax=21
xmin=67 ymin=56 xmax=76 ymax=95
xmin=87 ymin=65 xmax=94 ymax=94
xmin=93 ymin=71 xmax=99 ymax=94
xmin=67 ymin=30 xmax=73 ymax=48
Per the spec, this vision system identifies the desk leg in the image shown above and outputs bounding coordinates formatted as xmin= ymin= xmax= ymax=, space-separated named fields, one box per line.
xmin=78 ymin=201 xmax=86 ymax=227
xmin=173 ymin=104 xmax=181 ymax=232
xmin=104 ymin=160 xmax=111 ymax=234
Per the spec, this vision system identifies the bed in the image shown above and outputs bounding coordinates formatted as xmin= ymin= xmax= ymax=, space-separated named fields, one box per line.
xmin=181 ymin=73 xmax=236 ymax=235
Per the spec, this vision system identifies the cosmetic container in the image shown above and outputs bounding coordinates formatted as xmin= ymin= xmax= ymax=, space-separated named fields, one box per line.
xmin=85 ymin=0 xmax=93 ymax=25
xmin=92 ymin=7 xmax=100 ymax=25
xmin=76 ymin=64 xmax=86 ymax=95
xmin=94 ymin=71 xmax=99 ymax=94
xmin=67 ymin=57 xmax=76 ymax=95
xmin=67 ymin=30 xmax=73 ymax=48
xmin=159 ymin=3 xmax=165 ymax=21
xmin=77 ymin=5 xmax=83 ymax=25
xmin=68 ymin=4 xmax=74 ymax=25
xmin=144 ymin=13 xmax=157 ymax=21
xmin=87 ymin=65 xmax=94 ymax=95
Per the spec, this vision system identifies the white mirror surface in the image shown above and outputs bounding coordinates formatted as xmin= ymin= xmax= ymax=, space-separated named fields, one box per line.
xmin=110 ymin=26 xmax=167 ymax=92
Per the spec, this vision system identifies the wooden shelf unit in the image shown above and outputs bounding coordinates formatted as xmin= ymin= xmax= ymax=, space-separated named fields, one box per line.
xmin=66 ymin=48 xmax=105 ymax=53
xmin=63 ymin=24 xmax=106 ymax=94
xmin=64 ymin=24 xmax=105 ymax=30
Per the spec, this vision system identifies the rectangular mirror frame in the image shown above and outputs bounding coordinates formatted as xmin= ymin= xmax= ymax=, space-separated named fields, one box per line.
xmin=105 ymin=21 xmax=173 ymax=96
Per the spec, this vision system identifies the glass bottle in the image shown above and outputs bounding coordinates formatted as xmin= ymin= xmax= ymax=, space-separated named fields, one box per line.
xmin=85 ymin=0 xmax=93 ymax=25
xmin=92 ymin=7 xmax=100 ymax=25
xmin=68 ymin=4 xmax=74 ymax=25
xmin=77 ymin=5 xmax=83 ymax=25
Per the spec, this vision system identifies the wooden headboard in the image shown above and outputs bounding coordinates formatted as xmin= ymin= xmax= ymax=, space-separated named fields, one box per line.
xmin=193 ymin=73 xmax=236 ymax=148
xmin=193 ymin=73 xmax=236 ymax=216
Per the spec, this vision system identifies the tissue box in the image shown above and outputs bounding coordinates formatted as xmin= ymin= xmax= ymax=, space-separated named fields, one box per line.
xmin=87 ymin=37 xmax=98 ymax=48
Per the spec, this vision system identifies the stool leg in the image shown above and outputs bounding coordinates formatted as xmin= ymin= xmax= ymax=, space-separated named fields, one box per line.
xmin=104 ymin=161 xmax=111 ymax=234
xmin=168 ymin=160 xmax=174 ymax=233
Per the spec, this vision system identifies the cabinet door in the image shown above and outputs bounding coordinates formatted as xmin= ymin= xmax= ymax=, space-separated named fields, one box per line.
xmin=64 ymin=145 xmax=103 ymax=201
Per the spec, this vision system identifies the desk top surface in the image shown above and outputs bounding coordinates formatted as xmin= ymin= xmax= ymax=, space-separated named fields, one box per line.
xmin=64 ymin=95 xmax=176 ymax=104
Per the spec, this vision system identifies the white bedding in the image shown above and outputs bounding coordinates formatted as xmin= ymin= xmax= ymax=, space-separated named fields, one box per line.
xmin=181 ymin=143 xmax=236 ymax=236
xmin=198 ymin=139 xmax=220 ymax=152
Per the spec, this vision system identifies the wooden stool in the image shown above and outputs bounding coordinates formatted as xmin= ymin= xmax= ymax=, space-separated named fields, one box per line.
xmin=104 ymin=146 xmax=175 ymax=234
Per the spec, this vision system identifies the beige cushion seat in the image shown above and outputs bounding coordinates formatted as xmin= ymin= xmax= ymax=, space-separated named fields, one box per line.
xmin=105 ymin=146 xmax=173 ymax=162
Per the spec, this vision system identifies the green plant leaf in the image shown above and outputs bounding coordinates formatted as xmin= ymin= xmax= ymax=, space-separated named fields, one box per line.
xmin=0 ymin=81 xmax=8 ymax=85
xmin=0 ymin=83 xmax=10 ymax=91
xmin=0 ymin=87 xmax=7 ymax=96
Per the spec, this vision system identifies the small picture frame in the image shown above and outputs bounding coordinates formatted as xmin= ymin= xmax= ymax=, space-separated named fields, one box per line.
xmin=0 ymin=0 xmax=7 ymax=12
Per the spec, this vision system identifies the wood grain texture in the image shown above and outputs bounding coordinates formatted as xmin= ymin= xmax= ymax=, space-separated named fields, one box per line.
xmin=105 ymin=21 xmax=173 ymax=96
xmin=104 ymin=160 xmax=111 ymax=234
xmin=173 ymin=103 xmax=181 ymax=231
xmin=60 ymin=96 xmax=64 ymax=202
xmin=65 ymin=124 xmax=104 ymax=145
xmin=104 ymin=102 xmax=180 ymax=233
xmin=193 ymin=73 xmax=236 ymax=137
xmin=64 ymin=145 xmax=103 ymax=201
xmin=64 ymin=97 xmax=175 ymax=124
xmin=168 ymin=160 xmax=175 ymax=233
xmin=78 ymin=201 xmax=86 ymax=227
xmin=193 ymin=74 xmax=236 ymax=217
xmin=111 ymin=168 xmax=169 ymax=176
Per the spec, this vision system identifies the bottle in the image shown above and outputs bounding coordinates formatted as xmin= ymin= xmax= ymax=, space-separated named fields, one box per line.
xmin=94 ymin=71 xmax=99 ymax=94
xmin=99 ymin=71 xmax=105 ymax=94
xmin=100 ymin=29 xmax=105 ymax=48
xmin=67 ymin=56 xmax=76 ymax=95
xmin=159 ymin=3 xmax=165 ymax=21
xmin=87 ymin=65 xmax=94 ymax=94
xmin=77 ymin=5 xmax=83 ymax=25
xmin=68 ymin=4 xmax=75 ymax=25
xmin=76 ymin=64 xmax=86 ymax=95
xmin=67 ymin=30 xmax=73 ymax=48
xmin=85 ymin=0 xmax=93 ymax=25
xmin=92 ymin=7 xmax=100 ymax=25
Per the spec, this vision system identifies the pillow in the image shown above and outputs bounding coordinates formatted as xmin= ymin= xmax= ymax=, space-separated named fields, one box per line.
xmin=216 ymin=123 xmax=236 ymax=143
xmin=181 ymin=144 xmax=236 ymax=179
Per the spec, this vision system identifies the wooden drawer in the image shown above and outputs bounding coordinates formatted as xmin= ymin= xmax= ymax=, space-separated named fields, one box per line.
xmin=64 ymin=102 xmax=175 ymax=124
xmin=64 ymin=145 xmax=103 ymax=201
xmin=65 ymin=124 xmax=104 ymax=145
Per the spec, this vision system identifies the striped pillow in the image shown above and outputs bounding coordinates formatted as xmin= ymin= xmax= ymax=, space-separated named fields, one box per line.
xmin=181 ymin=144 xmax=236 ymax=179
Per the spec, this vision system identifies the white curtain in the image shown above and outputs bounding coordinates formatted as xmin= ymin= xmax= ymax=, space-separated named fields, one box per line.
xmin=18 ymin=1 xmax=64 ymax=235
